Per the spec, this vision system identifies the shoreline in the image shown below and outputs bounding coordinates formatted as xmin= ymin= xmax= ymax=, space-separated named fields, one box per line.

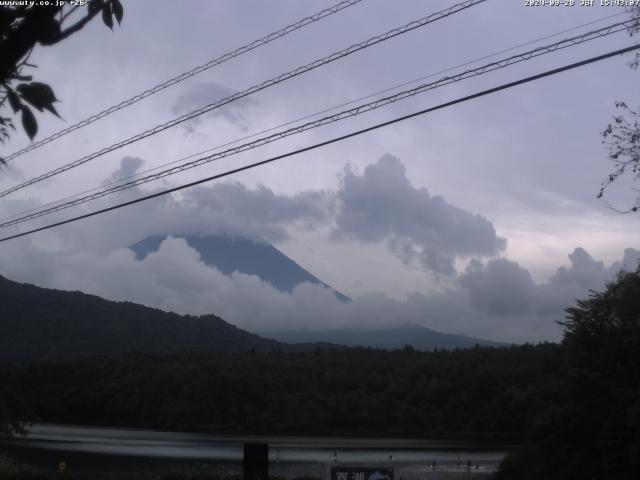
xmin=2 ymin=440 xmax=500 ymax=480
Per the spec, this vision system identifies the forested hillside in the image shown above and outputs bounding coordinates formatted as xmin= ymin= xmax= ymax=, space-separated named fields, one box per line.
xmin=1 ymin=344 xmax=562 ymax=441
xmin=0 ymin=275 xmax=283 ymax=361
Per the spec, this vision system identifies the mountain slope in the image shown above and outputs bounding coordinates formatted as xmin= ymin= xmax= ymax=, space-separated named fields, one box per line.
xmin=130 ymin=234 xmax=350 ymax=301
xmin=0 ymin=275 xmax=285 ymax=362
xmin=266 ymin=324 xmax=507 ymax=351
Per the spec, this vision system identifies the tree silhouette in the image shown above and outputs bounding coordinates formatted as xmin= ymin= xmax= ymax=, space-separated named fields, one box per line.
xmin=0 ymin=385 xmax=31 ymax=439
xmin=496 ymin=267 xmax=640 ymax=479
xmin=0 ymin=0 xmax=123 ymax=163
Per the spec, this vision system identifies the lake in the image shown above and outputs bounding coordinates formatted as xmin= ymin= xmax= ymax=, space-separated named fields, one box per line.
xmin=2 ymin=424 xmax=508 ymax=479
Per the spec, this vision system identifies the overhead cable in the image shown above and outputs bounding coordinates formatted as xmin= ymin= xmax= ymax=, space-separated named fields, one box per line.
xmin=1 ymin=8 xmax=626 ymax=225
xmin=0 ymin=19 xmax=634 ymax=229
xmin=1 ymin=0 xmax=364 ymax=163
xmin=1 ymin=43 xmax=638 ymax=243
xmin=0 ymin=0 xmax=487 ymax=198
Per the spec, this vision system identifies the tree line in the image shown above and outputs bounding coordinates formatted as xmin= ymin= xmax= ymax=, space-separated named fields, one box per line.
xmin=1 ymin=343 xmax=562 ymax=442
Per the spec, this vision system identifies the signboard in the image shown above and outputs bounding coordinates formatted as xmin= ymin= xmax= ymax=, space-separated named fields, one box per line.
xmin=243 ymin=443 xmax=268 ymax=480
xmin=331 ymin=467 xmax=394 ymax=480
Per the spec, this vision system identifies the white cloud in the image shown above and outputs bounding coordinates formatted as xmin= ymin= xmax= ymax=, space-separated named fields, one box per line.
xmin=1 ymin=230 xmax=637 ymax=343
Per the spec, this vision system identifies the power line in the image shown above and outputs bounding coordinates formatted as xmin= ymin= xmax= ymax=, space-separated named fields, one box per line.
xmin=0 ymin=0 xmax=487 ymax=199
xmin=1 ymin=11 xmax=626 ymax=226
xmin=1 ymin=43 xmax=637 ymax=244
xmin=1 ymin=18 xmax=633 ymax=229
xmin=1 ymin=0 xmax=364 ymax=163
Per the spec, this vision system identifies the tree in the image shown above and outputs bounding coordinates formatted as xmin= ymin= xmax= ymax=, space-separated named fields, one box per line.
xmin=598 ymin=6 xmax=640 ymax=212
xmin=495 ymin=267 xmax=640 ymax=480
xmin=0 ymin=385 xmax=31 ymax=439
xmin=0 ymin=0 xmax=124 ymax=162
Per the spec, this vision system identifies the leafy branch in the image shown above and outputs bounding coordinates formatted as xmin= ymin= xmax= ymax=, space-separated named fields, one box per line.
xmin=0 ymin=0 xmax=124 ymax=164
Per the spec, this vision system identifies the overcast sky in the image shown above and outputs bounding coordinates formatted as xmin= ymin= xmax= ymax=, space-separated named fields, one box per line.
xmin=1 ymin=0 xmax=639 ymax=342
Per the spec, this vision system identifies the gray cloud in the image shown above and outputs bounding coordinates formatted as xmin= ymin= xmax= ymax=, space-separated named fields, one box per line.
xmin=35 ymin=156 xmax=333 ymax=254
xmin=0 ymin=163 xmax=25 ymax=184
xmin=171 ymin=81 xmax=259 ymax=132
xmin=332 ymin=154 xmax=507 ymax=274
xmin=183 ymin=182 xmax=329 ymax=239
xmin=103 ymin=156 xmax=145 ymax=184
xmin=460 ymin=258 xmax=534 ymax=316
xmin=458 ymin=247 xmax=640 ymax=322
xmin=548 ymin=247 xmax=640 ymax=290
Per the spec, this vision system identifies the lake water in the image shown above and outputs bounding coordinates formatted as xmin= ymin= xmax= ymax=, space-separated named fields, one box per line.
xmin=2 ymin=424 xmax=508 ymax=479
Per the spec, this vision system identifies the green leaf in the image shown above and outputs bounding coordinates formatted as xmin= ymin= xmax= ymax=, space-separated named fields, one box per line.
xmin=21 ymin=105 xmax=37 ymax=140
xmin=6 ymin=89 xmax=21 ymax=113
xmin=112 ymin=0 xmax=123 ymax=24
xmin=102 ymin=2 xmax=113 ymax=29
xmin=16 ymin=82 xmax=58 ymax=113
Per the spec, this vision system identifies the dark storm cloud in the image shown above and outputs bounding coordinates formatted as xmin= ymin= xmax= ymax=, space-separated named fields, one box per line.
xmin=460 ymin=258 xmax=535 ymax=316
xmin=332 ymin=154 xmax=507 ymax=274
xmin=178 ymin=182 xmax=331 ymax=242
xmin=44 ymin=156 xmax=333 ymax=252
xmin=618 ymin=248 xmax=640 ymax=270
xmin=549 ymin=247 xmax=640 ymax=288
xmin=171 ymin=81 xmax=259 ymax=132
xmin=458 ymin=247 xmax=640 ymax=319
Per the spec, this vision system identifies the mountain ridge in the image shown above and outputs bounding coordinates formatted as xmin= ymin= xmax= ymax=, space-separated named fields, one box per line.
xmin=263 ymin=323 xmax=506 ymax=351
xmin=129 ymin=234 xmax=350 ymax=301
xmin=0 ymin=274 xmax=286 ymax=362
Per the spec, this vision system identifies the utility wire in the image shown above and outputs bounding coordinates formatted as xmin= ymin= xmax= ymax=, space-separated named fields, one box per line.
xmin=0 ymin=0 xmax=487 ymax=199
xmin=1 ymin=19 xmax=634 ymax=229
xmin=0 ymin=9 xmax=626 ymax=225
xmin=1 ymin=0 xmax=364 ymax=163
xmin=1 ymin=43 xmax=638 ymax=244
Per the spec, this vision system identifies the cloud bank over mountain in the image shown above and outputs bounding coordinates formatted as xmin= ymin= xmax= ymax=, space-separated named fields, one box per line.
xmin=0 ymin=155 xmax=637 ymax=343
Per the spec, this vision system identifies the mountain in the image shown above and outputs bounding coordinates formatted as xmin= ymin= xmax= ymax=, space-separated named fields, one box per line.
xmin=0 ymin=274 xmax=286 ymax=362
xmin=130 ymin=234 xmax=350 ymax=301
xmin=265 ymin=324 xmax=507 ymax=351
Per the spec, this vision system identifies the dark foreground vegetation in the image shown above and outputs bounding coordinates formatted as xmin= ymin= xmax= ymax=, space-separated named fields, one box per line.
xmin=495 ymin=269 xmax=640 ymax=479
xmin=0 ymin=453 xmax=260 ymax=480
xmin=1 ymin=343 xmax=560 ymax=441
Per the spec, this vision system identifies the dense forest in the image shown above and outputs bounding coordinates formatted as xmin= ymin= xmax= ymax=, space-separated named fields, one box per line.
xmin=0 ymin=343 xmax=561 ymax=442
